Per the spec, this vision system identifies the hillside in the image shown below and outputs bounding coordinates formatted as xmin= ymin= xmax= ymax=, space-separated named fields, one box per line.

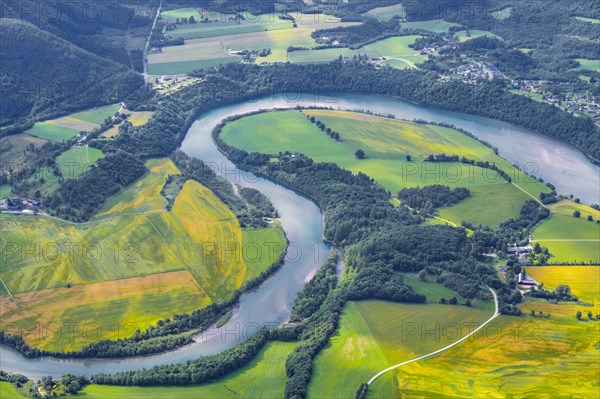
xmin=0 ymin=19 xmax=143 ymax=127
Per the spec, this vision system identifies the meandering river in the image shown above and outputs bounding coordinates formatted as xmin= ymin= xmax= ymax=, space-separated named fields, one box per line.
xmin=1 ymin=93 xmax=598 ymax=379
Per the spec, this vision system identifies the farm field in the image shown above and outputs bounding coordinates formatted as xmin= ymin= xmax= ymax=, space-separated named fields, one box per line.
xmin=364 ymin=3 xmax=405 ymax=21
xmin=373 ymin=267 xmax=600 ymax=397
xmin=308 ymin=300 xmax=491 ymax=398
xmin=288 ymin=35 xmax=426 ymax=69
xmin=399 ymin=19 xmax=461 ymax=33
xmin=532 ymin=200 xmax=600 ymax=264
xmin=170 ymin=15 xmax=292 ymax=40
xmin=0 ymin=158 xmax=285 ymax=349
xmin=573 ymin=58 xmax=600 ymax=72
xmin=0 ymin=271 xmax=209 ymax=351
xmin=221 ymin=109 xmax=548 ymax=226
xmin=160 ymin=7 xmax=201 ymax=21
xmin=147 ymin=13 xmax=360 ymax=75
xmin=79 ymin=342 xmax=295 ymax=398
xmin=454 ymin=29 xmax=504 ymax=42
xmin=24 ymin=104 xmax=120 ymax=141
xmin=0 ymin=184 xmax=11 ymax=197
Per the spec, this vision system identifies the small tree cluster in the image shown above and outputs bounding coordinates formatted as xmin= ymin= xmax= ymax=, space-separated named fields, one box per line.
xmin=306 ymin=114 xmax=341 ymax=140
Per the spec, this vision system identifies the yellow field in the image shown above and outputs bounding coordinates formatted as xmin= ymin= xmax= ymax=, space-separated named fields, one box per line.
xmin=0 ymin=158 xmax=286 ymax=350
xmin=369 ymin=266 xmax=600 ymax=397
xmin=100 ymin=110 xmax=154 ymax=138
xmin=0 ymin=271 xmax=209 ymax=351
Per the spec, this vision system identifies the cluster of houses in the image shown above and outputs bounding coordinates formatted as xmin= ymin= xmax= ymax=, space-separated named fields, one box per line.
xmin=507 ymin=242 xmax=533 ymax=263
xmin=511 ymin=80 xmax=600 ymax=122
xmin=451 ymin=61 xmax=505 ymax=83
xmin=152 ymin=76 xmax=203 ymax=95
xmin=0 ymin=197 xmax=41 ymax=215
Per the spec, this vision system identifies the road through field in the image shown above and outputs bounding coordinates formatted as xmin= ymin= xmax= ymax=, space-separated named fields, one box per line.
xmin=366 ymin=287 xmax=499 ymax=386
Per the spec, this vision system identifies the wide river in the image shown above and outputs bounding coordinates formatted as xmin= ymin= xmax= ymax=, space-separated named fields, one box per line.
xmin=1 ymin=93 xmax=598 ymax=379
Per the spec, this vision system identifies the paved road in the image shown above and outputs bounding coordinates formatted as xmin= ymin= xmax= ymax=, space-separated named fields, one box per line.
xmin=367 ymin=287 xmax=499 ymax=386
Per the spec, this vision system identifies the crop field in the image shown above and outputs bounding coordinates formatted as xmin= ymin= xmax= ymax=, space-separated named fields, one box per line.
xmin=101 ymin=110 xmax=154 ymax=138
xmin=0 ymin=158 xmax=285 ymax=349
xmin=78 ymin=342 xmax=295 ymax=398
xmin=399 ymin=19 xmax=461 ymax=33
xmin=95 ymin=158 xmax=179 ymax=218
xmin=170 ymin=15 xmax=292 ymax=40
xmin=160 ymin=7 xmax=201 ymax=21
xmin=455 ymin=29 xmax=504 ymax=42
xmin=24 ymin=104 xmax=120 ymax=141
xmin=309 ymin=300 xmax=491 ymax=398
xmin=288 ymin=35 xmax=426 ymax=69
xmin=221 ymin=109 xmax=548 ymax=226
xmin=0 ymin=271 xmax=209 ymax=351
xmin=573 ymin=58 xmax=600 ymax=72
xmin=532 ymin=200 xmax=600 ymax=264
xmin=490 ymin=7 xmax=513 ymax=20
xmin=147 ymin=14 xmax=360 ymax=75
xmin=372 ymin=268 xmax=600 ymax=397
xmin=364 ymin=3 xmax=406 ymax=21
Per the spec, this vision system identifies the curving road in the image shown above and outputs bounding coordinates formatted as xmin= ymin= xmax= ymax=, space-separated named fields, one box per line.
xmin=367 ymin=287 xmax=499 ymax=386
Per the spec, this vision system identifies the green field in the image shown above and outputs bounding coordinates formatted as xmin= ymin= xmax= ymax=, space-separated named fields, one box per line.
xmin=0 ymin=382 xmax=24 ymax=399
xmin=25 ymin=122 xmax=80 ymax=142
xmin=55 ymin=145 xmax=105 ymax=179
xmin=455 ymin=29 xmax=503 ymax=42
xmin=78 ymin=341 xmax=294 ymax=398
xmin=532 ymin=200 xmax=600 ymax=264
xmin=170 ymin=15 xmax=292 ymax=40
xmin=147 ymin=58 xmax=240 ymax=75
xmin=0 ymin=184 xmax=12 ymax=197
xmin=309 ymin=300 xmax=491 ymax=398
xmin=288 ymin=35 xmax=426 ymax=68
xmin=365 ymin=3 xmax=405 ymax=21
xmin=0 ymin=158 xmax=285 ymax=350
xmin=573 ymin=58 xmax=600 ymax=72
xmin=373 ymin=267 xmax=600 ymax=397
xmin=160 ymin=7 xmax=201 ymax=21
xmin=147 ymin=14 xmax=360 ymax=75
xmin=242 ymin=226 xmax=287 ymax=282
xmin=68 ymin=104 xmax=120 ymax=124
xmin=402 ymin=273 xmax=495 ymax=313
xmin=490 ymin=7 xmax=513 ymax=20
xmin=221 ymin=109 xmax=548 ymax=226
xmin=400 ymin=19 xmax=461 ymax=33
xmin=24 ymin=104 xmax=120 ymax=141
xmin=575 ymin=16 xmax=600 ymax=24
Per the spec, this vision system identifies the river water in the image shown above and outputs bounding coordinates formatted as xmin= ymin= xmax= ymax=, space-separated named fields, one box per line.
xmin=1 ymin=93 xmax=598 ymax=379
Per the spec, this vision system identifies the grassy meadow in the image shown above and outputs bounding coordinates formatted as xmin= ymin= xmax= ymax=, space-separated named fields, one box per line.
xmin=221 ymin=109 xmax=548 ymax=226
xmin=309 ymin=300 xmax=492 ymax=398
xmin=372 ymin=266 xmax=600 ymax=397
xmin=573 ymin=58 xmax=600 ymax=72
xmin=0 ymin=133 xmax=48 ymax=170
xmin=80 ymin=341 xmax=294 ymax=398
xmin=399 ymin=19 xmax=461 ymax=33
xmin=25 ymin=104 xmax=120 ymax=141
xmin=532 ymin=200 xmax=600 ymax=264
xmin=242 ymin=226 xmax=287 ymax=283
xmin=170 ymin=15 xmax=291 ymax=40
xmin=365 ymin=3 xmax=405 ymax=21
xmin=455 ymin=29 xmax=504 ymax=42
xmin=490 ymin=7 xmax=513 ymax=20
xmin=288 ymin=35 xmax=426 ymax=69
xmin=0 ymin=158 xmax=285 ymax=350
